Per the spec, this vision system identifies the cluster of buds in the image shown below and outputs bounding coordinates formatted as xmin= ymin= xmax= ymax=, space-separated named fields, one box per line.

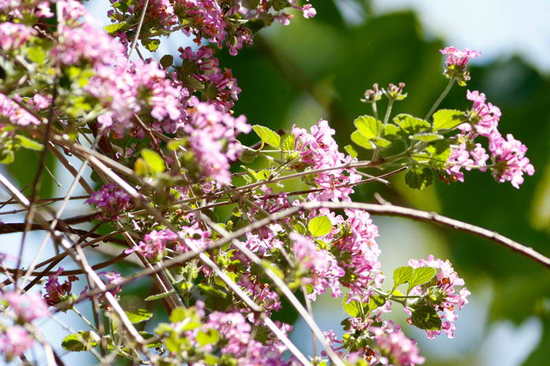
xmin=361 ymin=82 xmax=407 ymax=104
xmin=384 ymin=82 xmax=408 ymax=101
xmin=361 ymin=83 xmax=383 ymax=103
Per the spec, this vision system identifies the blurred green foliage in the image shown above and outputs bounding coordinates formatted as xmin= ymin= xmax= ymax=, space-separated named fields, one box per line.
xmin=219 ymin=2 xmax=550 ymax=364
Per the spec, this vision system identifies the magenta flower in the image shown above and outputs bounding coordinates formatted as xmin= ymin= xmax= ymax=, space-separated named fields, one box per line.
xmin=134 ymin=229 xmax=180 ymax=260
xmin=43 ymin=268 xmax=77 ymax=306
xmin=86 ymin=183 xmax=132 ymax=218
xmin=440 ymin=47 xmax=480 ymax=67
xmin=489 ymin=133 xmax=535 ymax=188
xmin=206 ymin=312 xmax=251 ymax=355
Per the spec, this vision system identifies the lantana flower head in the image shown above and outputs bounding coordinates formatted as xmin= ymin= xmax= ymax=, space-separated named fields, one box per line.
xmin=440 ymin=46 xmax=480 ymax=85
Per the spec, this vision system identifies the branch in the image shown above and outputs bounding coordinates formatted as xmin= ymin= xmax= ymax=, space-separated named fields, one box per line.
xmin=302 ymin=201 xmax=550 ymax=268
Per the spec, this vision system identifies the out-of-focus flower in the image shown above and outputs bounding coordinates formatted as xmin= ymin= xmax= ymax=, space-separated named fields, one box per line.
xmin=1 ymin=291 xmax=50 ymax=322
xmin=0 ymin=326 xmax=35 ymax=360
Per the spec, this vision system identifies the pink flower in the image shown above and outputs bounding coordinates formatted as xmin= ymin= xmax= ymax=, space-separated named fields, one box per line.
xmin=445 ymin=142 xmax=488 ymax=182
xmin=1 ymin=291 xmax=50 ymax=322
xmin=134 ymin=229 xmax=179 ymax=259
xmin=301 ymin=4 xmax=317 ymax=18
xmin=206 ymin=312 xmax=251 ymax=355
xmin=292 ymin=120 xmax=361 ymax=202
xmin=184 ymin=99 xmax=249 ymax=185
xmin=336 ymin=209 xmax=383 ymax=302
xmin=372 ymin=320 xmax=425 ymax=366
xmin=466 ymin=90 xmax=501 ymax=137
xmin=0 ymin=326 xmax=34 ymax=360
xmin=407 ymin=255 xmax=470 ymax=339
xmin=0 ymin=93 xmax=41 ymax=126
xmin=0 ymin=22 xmax=34 ymax=50
xmin=291 ymin=233 xmax=344 ymax=300
xmin=489 ymin=133 xmax=535 ymax=188
xmin=440 ymin=47 xmax=480 ymax=67
xmin=86 ymin=183 xmax=132 ymax=218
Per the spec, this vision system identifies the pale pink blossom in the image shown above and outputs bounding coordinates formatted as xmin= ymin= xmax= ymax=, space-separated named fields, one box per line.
xmin=440 ymin=47 xmax=480 ymax=67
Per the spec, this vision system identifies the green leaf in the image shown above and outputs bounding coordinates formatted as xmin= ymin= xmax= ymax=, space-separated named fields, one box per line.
xmin=354 ymin=115 xmax=383 ymax=139
xmin=62 ymin=331 xmax=99 ymax=351
xmin=126 ymin=308 xmax=153 ymax=324
xmin=432 ymin=109 xmax=465 ymax=130
xmin=0 ymin=150 xmax=14 ymax=164
xmin=160 ymin=54 xmax=174 ymax=68
xmin=169 ymin=307 xmax=188 ymax=323
xmin=344 ymin=144 xmax=358 ymax=158
xmin=351 ymin=130 xmax=376 ymax=150
xmin=383 ymin=123 xmax=400 ymax=137
xmin=410 ymin=304 xmax=442 ymax=330
xmin=405 ymin=167 xmax=433 ymax=190
xmin=140 ymin=148 xmax=165 ymax=174
xmin=261 ymin=260 xmax=284 ymax=279
xmin=342 ymin=300 xmax=362 ymax=317
xmin=410 ymin=133 xmax=444 ymax=142
xmin=252 ymin=125 xmax=281 ymax=148
xmin=373 ymin=137 xmax=392 ymax=148
xmin=15 ymin=135 xmax=44 ymax=151
xmin=367 ymin=294 xmax=386 ymax=311
xmin=196 ymin=329 xmax=220 ymax=346
xmin=393 ymin=266 xmax=413 ymax=286
xmin=143 ymin=38 xmax=160 ymax=52
xmin=27 ymin=46 xmax=46 ymax=64
xmin=167 ymin=138 xmax=186 ymax=151
xmin=307 ymin=216 xmax=333 ymax=237
xmin=238 ymin=149 xmax=258 ymax=163
xmin=410 ymin=267 xmax=437 ymax=289
xmin=104 ymin=22 xmax=128 ymax=34
xmin=393 ymin=114 xmax=431 ymax=134
xmin=281 ymin=134 xmax=295 ymax=151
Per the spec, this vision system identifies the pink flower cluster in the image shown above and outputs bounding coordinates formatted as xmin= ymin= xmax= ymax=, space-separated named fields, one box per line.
xmin=446 ymin=90 xmax=534 ymax=188
xmin=0 ymin=22 xmax=34 ymax=49
xmin=133 ymin=229 xmax=180 ymax=260
xmin=184 ymin=98 xmax=250 ymax=185
xmin=86 ymin=183 xmax=132 ymax=218
xmin=291 ymin=233 xmax=344 ymax=300
xmin=337 ymin=209 xmax=384 ymax=302
xmin=292 ymin=120 xmax=362 ymax=202
xmin=0 ymin=93 xmax=41 ymax=126
xmin=408 ymin=255 xmax=470 ymax=339
xmin=204 ymin=310 xmax=293 ymax=365
xmin=371 ymin=320 xmax=425 ymax=366
xmin=133 ymin=223 xmax=211 ymax=260
xmin=289 ymin=121 xmax=383 ymax=301
xmin=489 ymin=133 xmax=535 ymax=188
xmin=179 ymin=46 xmax=241 ymax=110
